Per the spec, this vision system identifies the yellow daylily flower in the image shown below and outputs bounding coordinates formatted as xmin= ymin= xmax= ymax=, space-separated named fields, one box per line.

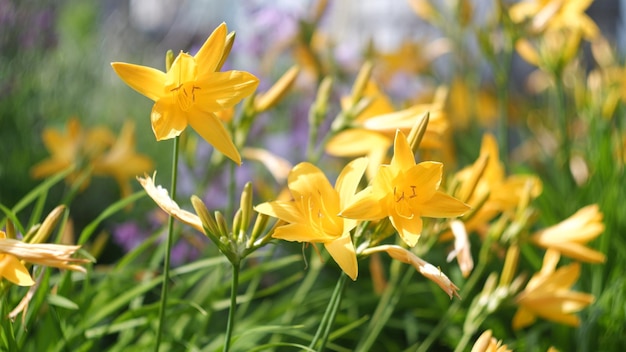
xmin=0 ymin=231 xmax=88 ymax=287
xmin=513 ymin=250 xmax=595 ymax=329
xmin=93 ymin=121 xmax=153 ymax=198
xmin=111 ymin=23 xmax=259 ymax=165
xmin=254 ymin=158 xmax=368 ymax=280
xmin=509 ymin=0 xmax=599 ymax=39
xmin=341 ymin=130 xmax=469 ymax=247
xmin=446 ymin=133 xmax=542 ymax=240
xmin=31 ymin=117 xmax=115 ymax=187
xmin=530 ymin=204 xmax=605 ymax=263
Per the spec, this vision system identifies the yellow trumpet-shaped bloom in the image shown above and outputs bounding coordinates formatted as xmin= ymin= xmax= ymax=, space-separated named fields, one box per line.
xmin=513 ymin=250 xmax=595 ymax=329
xmin=93 ymin=121 xmax=153 ymax=199
xmin=341 ymin=130 xmax=469 ymax=247
xmin=111 ymin=23 xmax=259 ymax=165
xmin=530 ymin=204 xmax=605 ymax=263
xmin=255 ymin=158 xmax=368 ymax=280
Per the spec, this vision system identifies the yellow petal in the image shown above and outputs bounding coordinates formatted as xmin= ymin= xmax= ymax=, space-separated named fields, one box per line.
xmin=515 ymin=39 xmax=541 ymax=67
xmin=512 ymin=307 xmax=537 ymax=330
xmin=335 ymin=157 xmax=368 ymax=209
xmin=420 ymin=191 xmax=470 ymax=218
xmin=150 ymin=97 xmax=188 ymax=140
xmin=324 ymin=233 xmax=358 ymax=280
xmin=111 ymin=62 xmax=166 ymax=101
xmin=254 ymin=200 xmax=304 ymax=225
xmin=0 ymin=255 xmax=35 ymax=286
xmin=325 ymin=129 xmax=391 ymax=157
xmin=390 ymin=214 xmax=423 ymax=247
xmin=187 ymin=111 xmax=241 ymax=164
xmin=390 ymin=130 xmax=416 ymax=170
xmin=165 ymin=53 xmax=197 ymax=89
xmin=288 ymin=163 xmax=337 ymax=206
xmin=194 ymin=71 xmax=259 ymax=112
xmin=195 ymin=22 xmax=227 ymax=77
xmin=272 ymin=222 xmax=336 ymax=243
xmin=340 ymin=187 xmax=386 ymax=220
xmin=31 ymin=159 xmax=70 ymax=179
xmin=405 ymin=161 xmax=443 ymax=202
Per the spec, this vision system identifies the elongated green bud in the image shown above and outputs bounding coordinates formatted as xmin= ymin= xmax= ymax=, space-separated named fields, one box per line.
xmin=407 ymin=112 xmax=430 ymax=153
xmin=191 ymin=196 xmax=219 ymax=239
xmin=29 ymin=205 xmax=66 ymax=244
xmin=165 ymin=50 xmax=175 ymax=72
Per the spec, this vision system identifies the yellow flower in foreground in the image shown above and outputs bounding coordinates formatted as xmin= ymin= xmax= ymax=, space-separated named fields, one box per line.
xmin=254 ymin=158 xmax=368 ymax=280
xmin=0 ymin=231 xmax=88 ymax=286
xmin=111 ymin=23 xmax=259 ymax=164
xmin=530 ymin=204 xmax=605 ymax=263
xmin=341 ymin=130 xmax=469 ymax=247
xmin=513 ymin=250 xmax=594 ymax=329
xmin=470 ymin=330 xmax=511 ymax=352
xmin=93 ymin=121 xmax=153 ymax=198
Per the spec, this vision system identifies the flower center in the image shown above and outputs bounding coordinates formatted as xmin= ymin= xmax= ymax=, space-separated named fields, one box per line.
xmin=393 ymin=185 xmax=417 ymax=219
xmin=171 ymin=82 xmax=201 ymax=112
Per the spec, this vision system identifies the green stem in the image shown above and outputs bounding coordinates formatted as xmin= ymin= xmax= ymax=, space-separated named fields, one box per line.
xmin=309 ymin=273 xmax=348 ymax=351
xmin=414 ymin=242 xmax=490 ymax=352
xmin=155 ymin=136 xmax=180 ymax=352
xmin=224 ymin=263 xmax=240 ymax=352
xmin=554 ymin=74 xmax=570 ymax=170
xmin=453 ymin=330 xmax=474 ymax=352
xmin=355 ymin=261 xmax=413 ymax=352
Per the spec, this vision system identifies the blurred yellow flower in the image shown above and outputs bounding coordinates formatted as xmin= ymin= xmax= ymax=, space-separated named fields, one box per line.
xmin=31 ymin=118 xmax=152 ymax=198
xmin=255 ymin=158 xmax=368 ymax=280
xmin=530 ymin=204 xmax=605 ymax=263
xmin=509 ymin=0 xmax=599 ymax=39
xmin=93 ymin=121 xmax=153 ymax=198
xmin=513 ymin=250 xmax=595 ymax=329
xmin=111 ymin=23 xmax=259 ymax=164
xmin=448 ymin=133 xmax=542 ymax=239
xmin=326 ymin=81 xmax=448 ymax=178
xmin=341 ymin=130 xmax=469 ymax=247
xmin=0 ymin=231 xmax=88 ymax=287
xmin=515 ymin=28 xmax=582 ymax=73
xmin=31 ymin=117 xmax=114 ymax=186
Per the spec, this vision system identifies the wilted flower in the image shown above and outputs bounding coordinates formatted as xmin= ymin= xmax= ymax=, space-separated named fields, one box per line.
xmin=0 ymin=231 xmax=88 ymax=286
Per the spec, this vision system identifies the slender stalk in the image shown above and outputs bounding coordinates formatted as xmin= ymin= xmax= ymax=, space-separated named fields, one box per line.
xmin=355 ymin=261 xmax=413 ymax=351
xmin=155 ymin=136 xmax=180 ymax=352
xmin=554 ymin=74 xmax=570 ymax=171
xmin=224 ymin=263 xmax=241 ymax=352
xmin=453 ymin=330 xmax=474 ymax=352
xmin=415 ymin=239 xmax=491 ymax=352
xmin=309 ymin=273 xmax=348 ymax=351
